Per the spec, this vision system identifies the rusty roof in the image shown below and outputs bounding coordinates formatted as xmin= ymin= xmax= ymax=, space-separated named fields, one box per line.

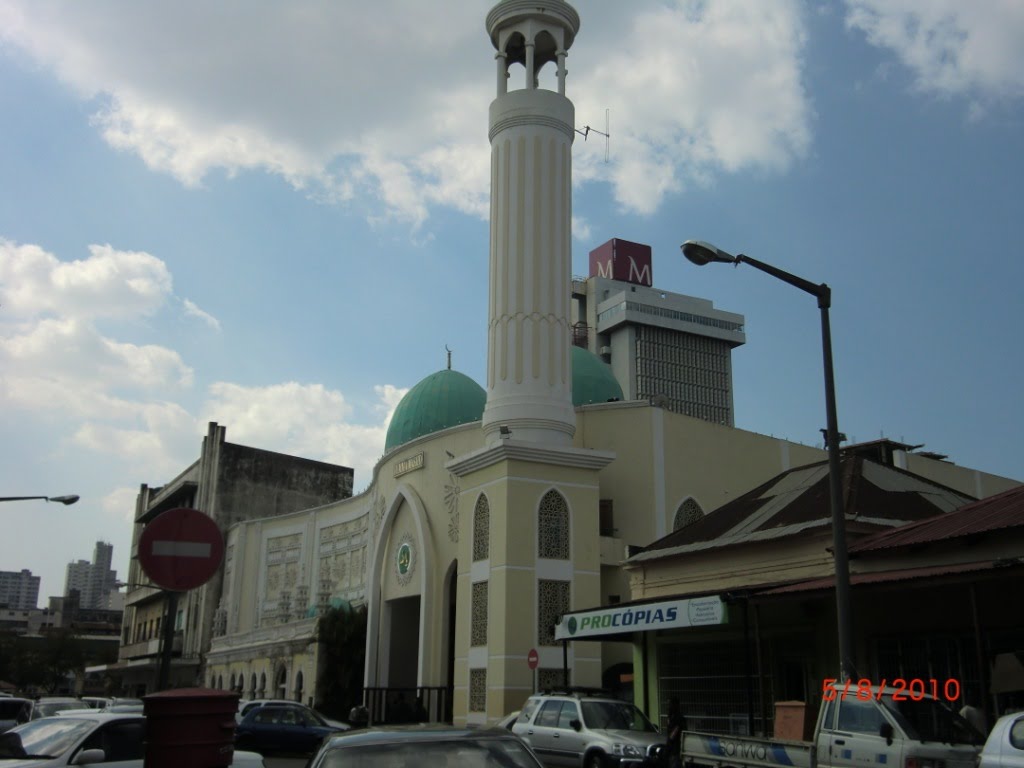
xmin=849 ymin=482 xmax=1024 ymax=553
xmin=630 ymin=455 xmax=973 ymax=563
xmin=754 ymin=560 xmax=1018 ymax=596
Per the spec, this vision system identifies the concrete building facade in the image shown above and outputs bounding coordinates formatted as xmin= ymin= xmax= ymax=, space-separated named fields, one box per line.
xmin=0 ymin=569 xmax=40 ymax=610
xmin=64 ymin=541 xmax=118 ymax=610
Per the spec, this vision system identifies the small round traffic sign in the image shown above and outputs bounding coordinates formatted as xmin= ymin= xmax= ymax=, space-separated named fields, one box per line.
xmin=137 ymin=507 xmax=224 ymax=591
xmin=527 ymin=648 xmax=539 ymax=670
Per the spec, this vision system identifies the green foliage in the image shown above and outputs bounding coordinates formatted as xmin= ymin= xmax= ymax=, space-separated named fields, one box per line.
xmin=315 ymin=604 xmax=367 ymax=720
xmin=0 ymin=629 xmax=116 ymax=694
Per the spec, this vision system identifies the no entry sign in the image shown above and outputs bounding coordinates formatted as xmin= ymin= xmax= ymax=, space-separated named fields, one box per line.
xmin=138 ymin=507 xmax=224 ymax=591
xmin=527 ymin=648 xmax=539 ymax=670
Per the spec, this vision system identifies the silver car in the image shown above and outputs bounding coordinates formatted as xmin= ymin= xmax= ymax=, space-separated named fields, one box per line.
xmin=980 ymin=711 xmax=1024 ymax=768
xmin=511 ymin=690 xmax=663 ymax=768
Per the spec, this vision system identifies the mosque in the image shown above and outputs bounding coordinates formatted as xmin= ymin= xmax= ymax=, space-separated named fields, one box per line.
xmin=189 ymin=0 xmax=1019 ymax=728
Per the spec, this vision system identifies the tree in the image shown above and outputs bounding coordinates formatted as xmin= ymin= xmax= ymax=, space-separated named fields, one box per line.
xmin=316 ymin=604 xmax=367 ymax=720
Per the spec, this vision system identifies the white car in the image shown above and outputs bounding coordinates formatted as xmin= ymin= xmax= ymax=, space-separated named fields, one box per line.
xmin=980 ymin=711 xmax=1024 ymax=768
xmin=0 ymin=712 xmax=265 ymax=767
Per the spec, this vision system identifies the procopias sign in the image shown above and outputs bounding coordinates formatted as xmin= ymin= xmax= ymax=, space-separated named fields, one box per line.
xmin=137 ymin=507 xmax=225 ymax=591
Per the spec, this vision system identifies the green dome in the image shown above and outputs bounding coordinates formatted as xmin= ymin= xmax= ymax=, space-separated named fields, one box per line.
xmin=385 ymin=369 xmax=487 ymax=452
xmin=572 ymin=346 xmax=624 ymax=406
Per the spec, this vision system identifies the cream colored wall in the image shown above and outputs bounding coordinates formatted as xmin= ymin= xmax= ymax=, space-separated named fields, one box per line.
xmin=902 ymin=452 xmax=1020 ymax=499
xmin=453 ymin=456 xmax=605 ymax=725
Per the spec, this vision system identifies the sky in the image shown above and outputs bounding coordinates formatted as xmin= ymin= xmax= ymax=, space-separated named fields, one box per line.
xmin=1 ymin=0 xmax=1022 ymax=605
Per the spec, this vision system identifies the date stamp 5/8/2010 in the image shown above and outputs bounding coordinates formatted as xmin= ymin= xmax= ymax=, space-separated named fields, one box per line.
xmin=822 ymin=678 xmax=961 ymax=702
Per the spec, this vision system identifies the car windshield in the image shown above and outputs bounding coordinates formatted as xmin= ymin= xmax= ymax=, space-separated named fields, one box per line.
xmin=0 ymin=718 xmax=94 ymax=759
xmin=35 ymin=700 xmax=89 ymax=717
xmin=316 ymin=738 xmax=540 ymax=768
xmin=0 ymin=702 xmax=27 ymax=719
xmin=581 ymin=701 xmax=658 ymax=733
xmin=880 ymin=696 xmax=983 ymax=746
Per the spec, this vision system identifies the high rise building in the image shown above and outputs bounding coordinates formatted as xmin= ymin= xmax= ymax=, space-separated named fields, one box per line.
xmin=0 ymin=568 xmax=40 ymax=610
xmin=64 ymin=541 xmax=119 ymax=610
xmin=572 ymin=238 xmax=746 ymax=426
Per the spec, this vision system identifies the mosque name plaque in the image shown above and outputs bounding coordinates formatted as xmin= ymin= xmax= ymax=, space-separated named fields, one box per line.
xmin=394 ymin=452 xmax=424 ymax=478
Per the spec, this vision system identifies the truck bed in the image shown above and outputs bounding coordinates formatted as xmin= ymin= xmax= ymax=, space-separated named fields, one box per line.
xmin=682 ymin=730 xmax=816 ymax=768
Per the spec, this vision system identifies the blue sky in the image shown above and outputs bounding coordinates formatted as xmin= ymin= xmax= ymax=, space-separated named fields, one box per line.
xmin=1 ymin=1 xmax=1022 ymax=602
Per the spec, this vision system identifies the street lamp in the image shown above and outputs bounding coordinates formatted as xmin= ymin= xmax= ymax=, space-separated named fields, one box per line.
xmin=0 ymin=495 xmax=80 ymax=505
xmin=680 ymin=239 xmax=855 ymax=680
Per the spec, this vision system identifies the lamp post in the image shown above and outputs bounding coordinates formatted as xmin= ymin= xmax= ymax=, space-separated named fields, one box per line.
xmin=0 ymin=495 xmax=79 ymax=505
xmin=681 ymin=239 xmax=855 ymax=680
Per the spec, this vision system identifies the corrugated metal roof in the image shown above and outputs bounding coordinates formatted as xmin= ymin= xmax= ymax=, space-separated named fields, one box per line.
xmin=755 ymin=560 xmax=1008 ymax=596
xmin=633 ymin=456 xmax=973 ymax=561
xmin=849 ymin=483 xmax=1024 ymax=553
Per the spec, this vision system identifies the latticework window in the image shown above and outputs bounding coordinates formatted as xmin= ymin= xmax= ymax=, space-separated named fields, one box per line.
xmin=538 ymin=579 xmax=570 ymax=646
xmin=673 ymin=498 xmax=704 ymax=531
xmin=471 ymin=581 xmax=488 ymax=646
xmin=469 ymin=668 xmax=487 ymax=712
xmin=538 ymin=668 xmax=565 ymax=691
xmin=538 ymin=490 xmax=569 ymax=559
xmin=473 ymin=494 xmax=490 ymax=561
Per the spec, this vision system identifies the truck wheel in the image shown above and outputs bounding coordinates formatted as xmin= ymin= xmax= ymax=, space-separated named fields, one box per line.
xmin=584 ymin=753 xmax=606 ymax=768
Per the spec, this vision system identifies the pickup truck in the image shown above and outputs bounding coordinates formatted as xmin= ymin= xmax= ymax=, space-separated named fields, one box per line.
xmin=682 ymin=685 xmax=982 ymax=768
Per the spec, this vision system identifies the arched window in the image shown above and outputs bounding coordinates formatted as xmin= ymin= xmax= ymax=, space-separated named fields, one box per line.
xmin=538 ymin=490 xmax=569 ymax=559
xmin=259 ymin=672 xmax=266 ymax=698
xmin=229 ymin=673 xmax=236 ymax=691
xmin=217 ymin=674 xmax=224 ymax=690
xmin=250 ymin=673 xmax=257 ymax=700
xmin=294 ymin=670 xmax=304 ymax=703
xmin=472 ymin=494 xmax=490 ymax=561
xmin=673 ymin=498 xmax=704 ymax=531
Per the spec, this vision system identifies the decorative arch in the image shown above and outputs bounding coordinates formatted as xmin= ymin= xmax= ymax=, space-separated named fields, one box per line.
xmin=538 ymin=489 xmax=570 ymax=559
xmin=472 ymin=494 xmax=490 ymax=561
xmin=275 ymin=665 xmax=288 ymax=699
xmin=673 ymin=497 xmax=705 ymax=531
xmin=364 ymin=483 xmax=437 ymax=691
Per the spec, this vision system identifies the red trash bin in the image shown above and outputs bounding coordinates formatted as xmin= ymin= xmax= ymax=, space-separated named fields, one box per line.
xmin=143 ymin=688 xmax=240 ymax=768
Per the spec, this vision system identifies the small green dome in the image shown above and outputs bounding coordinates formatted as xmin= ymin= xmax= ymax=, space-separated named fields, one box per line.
xmin=572 ymin=346 xmax=623 ymax=406
xmin=385 ymin=369 xmax=486 ymax=452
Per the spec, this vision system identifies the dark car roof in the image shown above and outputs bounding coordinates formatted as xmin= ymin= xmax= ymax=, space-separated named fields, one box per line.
xmin=322 ymin=725 xmax=520 ymax=748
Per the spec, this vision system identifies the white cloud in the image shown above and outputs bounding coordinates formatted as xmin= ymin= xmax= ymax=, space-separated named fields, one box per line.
xmin=0 ymin=1 xmax=813 ymax=222
xmin=201 ymin=381 xmax=400 ymax=491
xmin=182 ymin=298 xmax=221 ymax=331
xmin=845 ymin=1 xmax=1024 ymax=104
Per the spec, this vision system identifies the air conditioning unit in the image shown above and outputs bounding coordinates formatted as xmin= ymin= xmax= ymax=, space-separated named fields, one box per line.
xmin=599 ymin=346 xmax=611 ymax=356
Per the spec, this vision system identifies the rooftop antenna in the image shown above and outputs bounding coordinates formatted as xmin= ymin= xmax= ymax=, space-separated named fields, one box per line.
xmin=445 ymin=344 xmax=452 ymax=370
xmin=576 ymin=108 xmax=610 ymax=162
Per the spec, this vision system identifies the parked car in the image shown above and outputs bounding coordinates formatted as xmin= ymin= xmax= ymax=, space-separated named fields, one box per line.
xmin=0 ymin=698 xmax=33 ymax=733
xmin=307 ymin=725 xmax=545 ymax=768
xmin=980 ymin=711 xmax=1024 ymax=768
xmin=0 ymin=712 xmax=266 ymax=766
xmin=235 ymin=698 xmax=348 ymax=729
xmin=511 ymin=689 xmax=664 ymax=767
xmin=30 ymin=698 xmax=91 ymax=719
xmin=235 ymin=702 xmax=346 ymax=757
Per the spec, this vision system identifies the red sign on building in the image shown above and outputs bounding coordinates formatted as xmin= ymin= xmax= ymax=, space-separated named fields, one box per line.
xmin=588 ymin=238 xmax=653 ymax=286
xmin=137 ymin=507 xmax=225 ymax=592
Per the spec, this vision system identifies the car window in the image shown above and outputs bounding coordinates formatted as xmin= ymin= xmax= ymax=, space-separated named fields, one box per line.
xmin=837 ymin=700 xmax=888 ymax=735
xmin=80 ymin=720 xmax=145 ymax=762
xmin=253 ymin=708 xmax=280 ymax=724
xmin=557 ymin=702 xmax=579 ymax=730
xmin=536 ymin=701 xmax=562 ymax=727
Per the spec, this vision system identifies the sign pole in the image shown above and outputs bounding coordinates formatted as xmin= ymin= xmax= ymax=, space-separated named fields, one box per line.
xmin=157 ymin=591 xmax=179 ymax=691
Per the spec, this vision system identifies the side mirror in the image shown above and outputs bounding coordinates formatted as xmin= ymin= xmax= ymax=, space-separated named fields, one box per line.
xmin=570 ymin=719 xmax=582 ymax=732
xmin=880 ymin=722 xmax=894 ymax=746
xmin=70 ymin=749 xmax=106 ymax=765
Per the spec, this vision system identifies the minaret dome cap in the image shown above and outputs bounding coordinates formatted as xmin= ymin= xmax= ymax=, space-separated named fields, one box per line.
xmin=486 ymin=0 xmax=580 ymax=54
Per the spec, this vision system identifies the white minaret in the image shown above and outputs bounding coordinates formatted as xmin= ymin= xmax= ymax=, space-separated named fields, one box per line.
xmin=481 ymin=0 xmax=580 ymax=446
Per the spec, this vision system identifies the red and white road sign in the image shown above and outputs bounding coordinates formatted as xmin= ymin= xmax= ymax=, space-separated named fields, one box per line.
xmin=527 ymin=648 xmax=539 ymax=670
xmin=137 ymin=507 xmax=224 ymax=591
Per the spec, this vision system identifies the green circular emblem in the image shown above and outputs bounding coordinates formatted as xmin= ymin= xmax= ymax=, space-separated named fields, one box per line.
xmin=568 ymin=616 xmax=578 ymax=635
xmin=397 ymin=542 xmax=412 ymax=575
